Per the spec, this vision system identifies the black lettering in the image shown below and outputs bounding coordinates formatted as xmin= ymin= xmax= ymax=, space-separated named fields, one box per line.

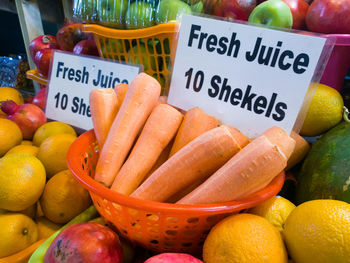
xmin=67 ymin=68 xmax=75 ymax=81
xmin=240 ymin=85 xmax=256 ymax=111
xmin=188 ymin=24 xmax=201 ymax=47
xmin=293 ymin=53 xmax=309 ymax=74
xmin=217 ymin=37 xmax=228 ymax=55
xmin=273 ymin=102 xmax=287 ymax=121
xmin=75 ymin=69 xmax=81 ymax=82
xmin=246 ymin=37 xmax=261 ymax=62
xmin=63 ymin=67 xmax=69 ymax=79
xmin=206 ymin=35 xmax=217 ymax=52
xmin=82 ymin=67 xmax=89 ymax=84
xmin=100 ymin=74 xmax=108 ymax=88
xmin=71 ymin=97 xmax=79 ymax=113
xmin=108 ymin=72 xmax=113 ymax=88
xmin=56 ymin=62 xmax=64 ymax=78
xmin=258 ymin=46 xmax=273 ymax=66
xmin=230 ymin=88 xmax=243 ymax=106
xmin=112 ymin=77 xmax=121 ymax=87
xmin=122 ymin=79 xmax=128 ymax=84
xmin=218 ymin=78 xmax=231 ymax=102
xmin=270 ymin=41 xmax=282 ymax=67
xmin=278 ymin=50 xmax=294 ymax=70
xmin=86 ymin=106 xmax=91 ymax=117
xmin=253 ymin=96 xmax=268 ymax=114
xmin=79 ymin=99 xmax=87 ymax=115
xmin=227 ymin=33 xmax=240 ymax=58
xmin=265 ymin=93 xmax=277 ymax=118
xmin=93 ymin=70 xmax=101 ymax=86
xmin=198 ymin=32 xmax=208 ymax=49
xmin=209 ymin=75 xmax=221 ymax=98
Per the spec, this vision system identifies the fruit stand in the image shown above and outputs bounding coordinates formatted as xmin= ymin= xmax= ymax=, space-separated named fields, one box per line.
xmin=1 ymin=0 xmax=350 ymax=263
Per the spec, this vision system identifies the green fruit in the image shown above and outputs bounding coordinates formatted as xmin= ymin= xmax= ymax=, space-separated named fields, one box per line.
xmin=125 ymin=1 xmax=156 ymax=29
xmin=295 ymin=121 xmax=350 ymax=204
xmin=191 ymin=1 xmax=204 ymax=13
xmin=127 ymin=43 xmax=157 ymax=71
xmin=98 ymin=0 xmax=129 ymax=28
xmin=156 ymin=0 xmax=192 ymax=24
xmin=74 ymin=0 xmax=98 ymax=21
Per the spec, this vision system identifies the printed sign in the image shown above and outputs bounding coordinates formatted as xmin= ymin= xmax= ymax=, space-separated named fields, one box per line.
xmin=168 ymin=15 xmax=328 ymax=138
xmin=46 ymin=51 xmax=140 ymax=130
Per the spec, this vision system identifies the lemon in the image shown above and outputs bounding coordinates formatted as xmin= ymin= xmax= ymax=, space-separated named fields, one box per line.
xmin=21 ymin=140 xmax=33 ymax=145
xmin=283 ymin=199 xmax=350 ymax=263
xmin=0 ymin=119 xmax=22 ymax=156
xmin=33 ymin=121 xmax=77 ymax=146
xmin=19 ymin=203 xmax=37 ymax=218
xmin=5 ymin=144 xmax=39 ymax=156
xmin=301 ymin=84 xmax=344 ymax=136
xmin=0 ymin=87 xmax=24 ymax=116
xmin=248 ymin=196 xmax=296 ymax=232
xmin=37 ymin=133 xmax=77 ymax=178
xmin=40 ymin=170 xmax=91 ymax=224
xmin=36 ymin=217 xmax=62 ymax=240
xmin=203 ymin=213 xmax=288 ymax=263
xmin=0 ymin=153 xmax=46 ymax=211
xmin=0 ymin=213 xmax=38 ymax=258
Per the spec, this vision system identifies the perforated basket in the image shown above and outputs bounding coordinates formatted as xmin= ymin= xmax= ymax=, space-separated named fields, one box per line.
xmin=82 ymin=23 xmax=179 ymax=94
xmin=67 ymin=129 xmax=285 ymax=255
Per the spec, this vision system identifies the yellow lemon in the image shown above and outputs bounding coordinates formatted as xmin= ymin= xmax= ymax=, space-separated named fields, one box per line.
xmin=203 ymin=213 xmax=288 ymax=263
xmin=21 ymin=140 xmax=33 ymax=145
xmin=0 ymin=87 xmax=24 ymax=116
xmin=5 ymin=144 xmax=39 ymax=156
xmin=33 ymin=121 xmax=76 ymax=146
xmin=283 ymin=199 xmax=350 ymax=263
xmin=19 ymin=203 xmax=37 ymax=219
xmin=0 ymin=119 xmax=22 ymax=156
xmin=36 ymin=217 xmax=62 ymax=240
xmin=36 ymin=201 xmax=44 ymax=218
xmin=301 ymin=84 xmax=344 ymax=136
xmin=0 ymin=213 xmax=38 ymax=258
xmin=0 ymin=153 xmax=46 ymax=211
xmin=248 ymin=196 xmax=296 ymax=232
xmin=40 ymin=170 xmax=91 ymax=224
xmin=37 ymin=133 xmax=77 ymax=178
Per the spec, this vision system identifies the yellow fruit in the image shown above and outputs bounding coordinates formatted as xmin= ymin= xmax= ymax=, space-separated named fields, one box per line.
xmin=89 ymin=217 xmax=107 ymax=226
xmin=40 ymin=170 xmax=91 ymax=224
xmin=0 ymin=153 xmax=46 ymax=211
xmin=0 ymin=213 xmax=38 ymax=258
xmin=37 ymin=133 xmax=77 ymax=178
xmin=33 ymin=121 xmax=77 ymax=146
xmin=36 ymin=217 xmax=62 ymax=240
xmin=283 ymin=199 xmax=350 ymax=263
xmin=5 ymin=144 xmax=39 ymax=156
xmin=21 ymin=140 xmax=33 ymax=145
xmin=0 ymin=87 xmax=24 ymax=116
xmin=203 ymin=213 xmax=288 ymax=263
xmin=248 ymin=196 xmax=296 ymax=232
xmin=0 ymin=119 xmax=22 ymax=156
xmin=36 ymin=201 xmax=44 ymax=218
xmin=19 ymin=203 xmax=37 ymax=219
xmin=300 ymin=84 xmax=344 ymax=136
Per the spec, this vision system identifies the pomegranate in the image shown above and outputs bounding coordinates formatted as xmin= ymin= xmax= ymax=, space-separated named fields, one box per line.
xmin=1 ymin=100 xmax=47 ymax=139
xmin=29 ymin=35 xmax=58 ymax=61
xmin=34 ymin=48 xmax=56 ymax=78
xmin=32 ymin=87 xmax=48 ymax=110
xmin=73 ymin=39 xmax=99 ymax=57
xmin=56 ymin=23 xmax=88 ymax=52
xmin=144 ymin=253 xmax=203 ymax=263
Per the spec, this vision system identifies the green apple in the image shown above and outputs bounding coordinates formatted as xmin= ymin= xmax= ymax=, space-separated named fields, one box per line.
xmin=156 ymin=0 xmax=192 ymax=24
xmin=125 ymin=1 xmax=156 ymax=29
xmin=191 ymin=1 xmax=204 ymax=13
xmin=248 ymin=0 xmax=293 ymax=29
xmin=98 ymin=0 xmax=129 ymax=28
xmin=127 ymin=43 xmax=157 ymax=71
xmin=74 ymin=0 xmax=98 ymax=21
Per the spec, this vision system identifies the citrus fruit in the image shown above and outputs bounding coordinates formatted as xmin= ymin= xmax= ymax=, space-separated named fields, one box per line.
xmin=203 ymin=213 xmax=288 ymax=263
xmin=37 ymin=133 xmax=77 ymax=178
xmin=0 ymin=153 xmax=46 ymax=211
xmin=19 ymin=203 xmax=37 ymax=219
xmin=33 ymin=121 xmax=76 ymax=146
xmin=0 ymin=213 xmax=38 ymax=258
xmin=40 ymin=170 xmax=91 ymax=224
xmin=300 ymin=84 xmax=344 ymax=136
xmin=0 ymin=119 xmax=22 ymax=156
xmin=283 ymin=199 xmax=350 ymax=263
xmin=36 ymin=216 xmax=62 ymax=240
xmin=0 ymin=87 xmax=24 ymax=116
xmin=248 ymin=196 xmax=296 ymax=232
xmin=5 ymin=144 xmax=39 ymax=156
xmin=21 ymin=140 xmax=33 ymax=145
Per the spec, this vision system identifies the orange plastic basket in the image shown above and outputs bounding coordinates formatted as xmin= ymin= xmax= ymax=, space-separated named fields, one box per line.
xmin=67 ymin=130 xmax=285 ymax=255
xmin=26 ymin=69 xmax=48 ymax=86
xmin=82 ymin=23 xmax=179 ymax=94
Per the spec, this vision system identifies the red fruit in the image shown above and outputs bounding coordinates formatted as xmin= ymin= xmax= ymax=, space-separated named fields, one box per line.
xmin=1 ymin=100 xmax=47 ymax=139
xmin=32 ymin=87 xmax=48 ymax=110
xmin=56 ymin=23 xmax=88 ymax=52
xmin=144 ymin=253 xmax=203 ymax=263
xmin=73 ymin=39 xmax=99 ymax=57
xmin=213 ymin=0 xmax=257 ymax=21
xmin=29 ymin=35 xmax=58 ymax=62
xmin=34 ymin=48 xmax=56 ymax=78
xmin=44 ymin=223 xmax=123 ymax=263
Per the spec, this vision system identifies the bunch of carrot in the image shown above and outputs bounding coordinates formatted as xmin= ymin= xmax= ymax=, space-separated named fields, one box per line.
xmin=90 ymin=73 xmax=306 ymax=205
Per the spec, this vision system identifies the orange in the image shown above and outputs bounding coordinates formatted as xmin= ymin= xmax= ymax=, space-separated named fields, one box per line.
xmin=0 ymin=153 xmax=46 ymax=211
xmin=203 ymin=213 xmax=288 ymax=263
xmin=21 ymin=140 xmax=33 ymax=145
xmin=37 ymin=133 xmax=77 ymax=178
xmin=283 ymin=199 xmax=350 ymax=263
xmin=0 ymin=87 xmax=24 ymax=116
xmin=36 ymin=217 xmax=62 ymax=240
xmin=40 ymin=170 xmax=91 ymax=224
xmin=0 ymin=119 xmax=22 ymax=156
xmin=33 ymin=121 xmax=76 ymax=146
xmin=5 ymin=144 xmax=39 ymax=157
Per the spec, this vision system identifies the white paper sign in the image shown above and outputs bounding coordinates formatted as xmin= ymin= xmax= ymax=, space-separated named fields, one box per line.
xmin=46 ymin=51 xmax=140 ymax=130
xmin=168 ymin=15 xmax=327 ymax=138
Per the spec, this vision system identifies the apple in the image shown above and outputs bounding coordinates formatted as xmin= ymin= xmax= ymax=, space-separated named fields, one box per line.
xmin=248 ymin=0 xmax=293 ymax=29
xmin=56 ymin=23 xmax=88 ymax=52
xmin=213 ymin=0 xmax=257 ymax=21
xmin=32 ymin=87 xmax=48 ymax=110
xmin=156 ymin=0 xmax=192 ymax=24
xmin=34 ymin=48 xmax=56 ymax=78
xmin=306 ymin=0 xmax=350 ymax=34
xmin=44 ymin=222 xmax=123 ymax=263
xmin=98 ymin=0 xmax=129 ymax=28
xmin=29 ymin=35 xmax=58 ymax=62
xmin=125 ymin=1 xmax=156 ymax=29
xmin=144 ymin=253 xmax=203 ymax=263
xmin=73 ymin=39 xmax=99 ymax=56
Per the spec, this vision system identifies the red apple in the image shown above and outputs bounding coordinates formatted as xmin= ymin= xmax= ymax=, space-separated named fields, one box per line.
xmin=56 ymin=23 xmax=89 ymax=52
xmin=32 ymin=87 xmax=48 ymax=110
xmin=212 ymin=0 xmax=257 ymax=21
xmin=34 ymin=48 xmax=56 ymax=78
xmin=144 ymin=253 xmax=203 ymax=263
xmin=73 ymin=39 xmax=99 ymax=57
xmin=29 ymin=35 xmax=58 ymax=62
xmin=44 ymin=223 xmax=123 ymax=263
xmin=306 ymin=0 xmax=350 ymax=34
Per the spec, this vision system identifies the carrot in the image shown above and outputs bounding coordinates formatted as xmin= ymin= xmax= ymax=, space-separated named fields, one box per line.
xmin=130 ymin=125 xmax=241 ymax=202
xmin=114 ymin=83 xmax=128 ymax=110
xmin=228 ymin=126 xmax=251 ymax=148
xmin=262 ymin=126 xmax=296 ymax=160
xmin=166 ymin=176 xmax=207 ymax=203
xmin=158 ymin=95 xmax=168 ymax=104
xmin=94 ymin=73 xmax=161 ymax=187
xmin=110 ymin=104 xmax=183 ymax=195
xmin=89 ymin=88 xmax=119 ymax=149
xmin=286 ymin=131 xmax=310 ymax=170
xmin=177 ymin=135 xmax=289 ymax=205
xmin=169 ymin=107 xmax=219 ymax=157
